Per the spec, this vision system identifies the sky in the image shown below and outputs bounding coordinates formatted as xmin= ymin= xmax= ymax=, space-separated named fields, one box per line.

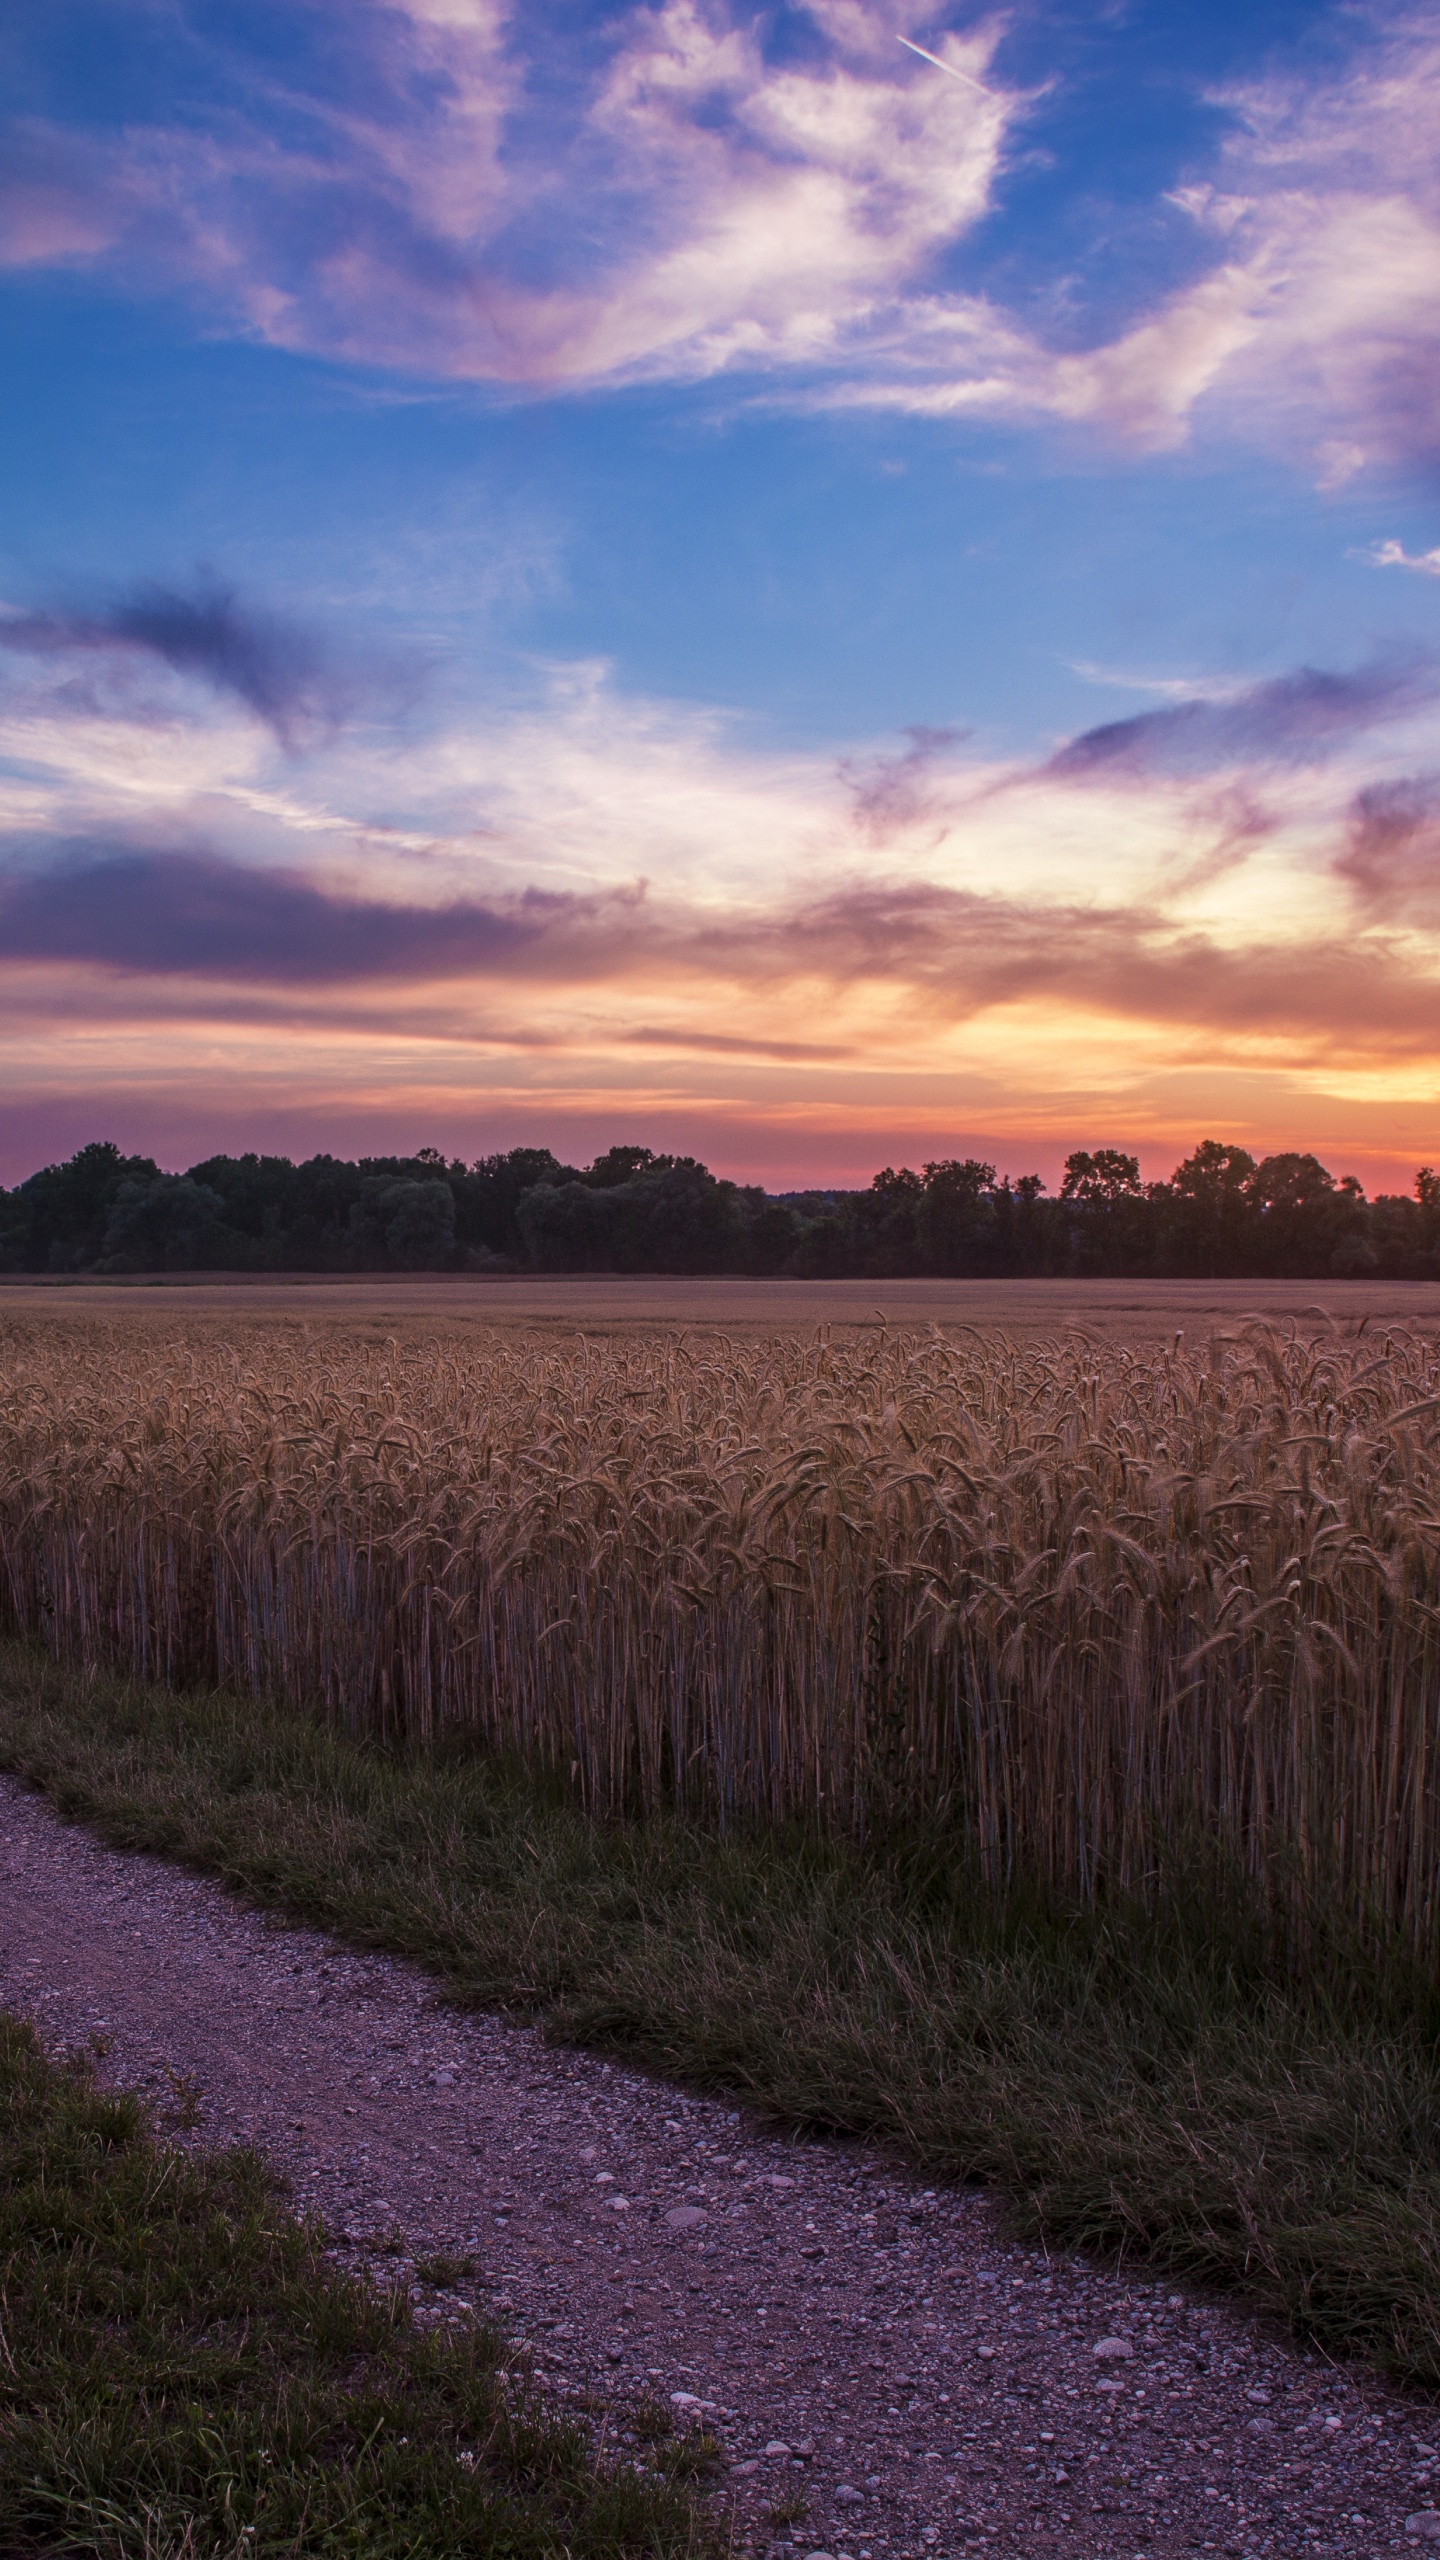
xmin=2 ymin=0 xmax=1439 ymax=1193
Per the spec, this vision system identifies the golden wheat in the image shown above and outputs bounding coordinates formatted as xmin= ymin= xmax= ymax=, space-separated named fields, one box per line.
xmin=2 ymin=1313 xmax=1439 ymax=1939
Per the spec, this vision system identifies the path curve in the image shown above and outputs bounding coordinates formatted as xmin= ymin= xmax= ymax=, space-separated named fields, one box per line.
xmin=0 ymin=1774 xmax=1428 ymax=2560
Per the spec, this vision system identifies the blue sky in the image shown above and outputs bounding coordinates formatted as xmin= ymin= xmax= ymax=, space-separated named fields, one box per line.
xmin=2 ymin=0 xmax=1439 ymax=1187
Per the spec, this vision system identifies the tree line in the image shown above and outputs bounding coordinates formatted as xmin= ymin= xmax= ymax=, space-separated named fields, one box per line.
xmin=1 ymin=1137 xmax=1437 ymax=1281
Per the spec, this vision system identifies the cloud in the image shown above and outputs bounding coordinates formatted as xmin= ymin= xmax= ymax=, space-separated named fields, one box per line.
xmin=0 ymin=1 xmax=1020 ymax=392
xmin=0 ymin=845 xmax=617 ymax=981
xmin=1335 ymin=775 xmax=1440 ymax=923
xmin=1047 ymin=653 xmax=1439 ymax=781
xmin=1365 ymin=539 xmax=1440 ymax=578
xmin=0 ymin=580 xmax=360 ymax=749
xmin=7 ymin=832 xmax=1440 ymax=1074
xmin=692 ymin=870 xmax=1440 ymax=1060
xmin=4 ymin=612 xmax=1440 ymax=1187
xmin=8 ymin=2 xmax=1440 ymax=483
xmin=807 ymin=25 xmax=1440 ymax=480
xmin=0 ymin=123 xmax=128 ymax=267
xmin=838 ymin=724 xmax=964 ymax=845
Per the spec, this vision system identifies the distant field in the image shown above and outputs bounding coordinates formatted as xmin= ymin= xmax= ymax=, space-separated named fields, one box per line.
xmin=1 ymin=1268 xmax=1438 ymax=1335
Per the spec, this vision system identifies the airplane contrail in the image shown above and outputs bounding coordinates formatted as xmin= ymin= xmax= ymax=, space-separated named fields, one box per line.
xmin=897 ymin=33 xmax=989 ymax=95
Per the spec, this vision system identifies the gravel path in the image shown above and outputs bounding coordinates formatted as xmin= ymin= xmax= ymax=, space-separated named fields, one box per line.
xmin=2 ymin=1773 xmax=1436 ymax=2560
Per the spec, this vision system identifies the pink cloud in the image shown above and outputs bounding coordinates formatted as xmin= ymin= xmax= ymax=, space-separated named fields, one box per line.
xmin=9 ymin=3 xmax=1436 ymax=484
xmin=0 ymin=3 xmax=1021 ymax=387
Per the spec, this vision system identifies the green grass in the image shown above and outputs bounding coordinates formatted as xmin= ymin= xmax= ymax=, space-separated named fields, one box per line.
xmin=0 ymin=1998 xmax=705 ymax=2560
xmin=5 ymin=1639 xmax=1440 ymax=2398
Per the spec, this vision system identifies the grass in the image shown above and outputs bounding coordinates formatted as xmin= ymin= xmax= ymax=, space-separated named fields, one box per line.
xmin=6 ymin=1642 xmax=1440 ymax=2400
xmin=0 ymin=1986 xmax=706 ymax=2560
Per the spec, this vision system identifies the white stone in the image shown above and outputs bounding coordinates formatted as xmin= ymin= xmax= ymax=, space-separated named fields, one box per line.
xmin=1092 ymin=2337 xmax=1134 ymax=2361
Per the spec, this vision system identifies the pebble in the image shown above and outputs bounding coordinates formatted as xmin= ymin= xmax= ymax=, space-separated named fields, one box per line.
xmin=1092 ymin=2335 xmax=1134 ymax=2360
xmin=665 ymin=2205 xmax=706 ymax=2229
xmin=1407 ymin=2518 xmax=1440 ymax=2543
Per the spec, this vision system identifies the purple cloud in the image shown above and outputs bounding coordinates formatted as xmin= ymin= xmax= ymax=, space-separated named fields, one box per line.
xmin=1048 ymin=654 xmax=1438 ymax=781
xmin=1335 ymin=776 xmax=1440 ymax=923
xmin=839 ymin=726 xmax=966 ymax=847
xmin=0 ymin=847 xmax=580 ymax=981
xmin=0 ymin=580 xmax=358 ymax=747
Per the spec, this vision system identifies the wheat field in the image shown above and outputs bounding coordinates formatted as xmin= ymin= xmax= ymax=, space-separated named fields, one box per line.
xmin=3 ymin=1313 xmax=1439 ymax=1944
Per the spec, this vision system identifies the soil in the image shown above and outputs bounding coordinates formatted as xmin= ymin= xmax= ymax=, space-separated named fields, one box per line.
xmin=2 ymin=1275 xmax=1438 ymax=1340
xmin=1 ymin=1771 xmax=1433 ymax=2559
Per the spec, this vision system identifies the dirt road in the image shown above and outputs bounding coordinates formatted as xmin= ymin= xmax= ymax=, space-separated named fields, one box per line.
xmin=1 ymin=1773 xmax=1430 ymax=2559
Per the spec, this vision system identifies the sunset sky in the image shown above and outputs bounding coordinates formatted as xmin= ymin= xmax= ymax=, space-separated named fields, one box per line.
xmin=3 ymin=0 xmax=1440 ymax=1192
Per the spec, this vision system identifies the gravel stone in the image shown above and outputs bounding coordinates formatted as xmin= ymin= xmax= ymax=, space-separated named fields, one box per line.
xmin=0 ymin=1770 xmax=1431 ymax=2560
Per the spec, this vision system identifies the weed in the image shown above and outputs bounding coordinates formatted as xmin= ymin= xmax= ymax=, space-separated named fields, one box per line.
xmin=162 ymin=2066 xmax=204 ymax=2130
xmin=413 ymin=2251 xmax=477 ymax=2288
xmin=766 ymin=2488 xmax=809 ymax=2523
xmin=665 ymin=2432 xmax=725 ymax=2483
xmin=0 ymin=2010 xmax=705 ymax=2560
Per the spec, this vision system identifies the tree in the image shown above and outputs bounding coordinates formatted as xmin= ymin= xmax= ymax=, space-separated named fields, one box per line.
xmin=585 ymin=1145 xmax=666 ymax=1189
xmin=1163 ymin=1140 xmax=1258 ymax=1275
xmin=383 ymin=1180 xmax=457 ymax=1270
xmin=97 ymin=1174 xmax=229 ymax=1273
xmin=1247 ymin=1153 xmax=1357 ymax=1275
xmin=919 ymin=1158 xmax=996 ymax=1275
xmin=349 ymin=1176 xmax=457 ymax=1270
xmin=989 ymin=1173 xmax=1051 ymax=1276
xmin=514 ymin=1179 xmax=602 ymax=1271
xmin=737 ymin=1192 xmax=799 ymax=1274
xmin=461 ymin=1149 xmax=572 ymax=1258
xmin=5 ymin=1140 xmax=162 ymax=1272
xmin=1060 ymin=1149 xmax=1147 ymax=1272
xmin=852 ymin=1168 xmax=924 ymax=1275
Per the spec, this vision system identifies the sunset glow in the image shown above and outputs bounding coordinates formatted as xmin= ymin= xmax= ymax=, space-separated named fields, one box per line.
xmin=4 ymin=1 xmax=1440 ymax=1190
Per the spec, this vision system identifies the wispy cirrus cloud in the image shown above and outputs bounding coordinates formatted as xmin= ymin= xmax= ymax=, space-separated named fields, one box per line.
xmin=6 ymin=2 xmax=1440 ymax=486
xmin=0 ymin=1 xmax=1018 ymax=390
xmin=824 ymin=23 xmax=1440 ymax=479
xmin=1047 ymin=652 xmax=1440 ymax=782
xmin=0 ymin=580 xmax=362 ymax=750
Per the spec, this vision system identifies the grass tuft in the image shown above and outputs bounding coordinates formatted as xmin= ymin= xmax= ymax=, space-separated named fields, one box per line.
xmin=0 ymin=1994 xmax=704 ymax=2560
